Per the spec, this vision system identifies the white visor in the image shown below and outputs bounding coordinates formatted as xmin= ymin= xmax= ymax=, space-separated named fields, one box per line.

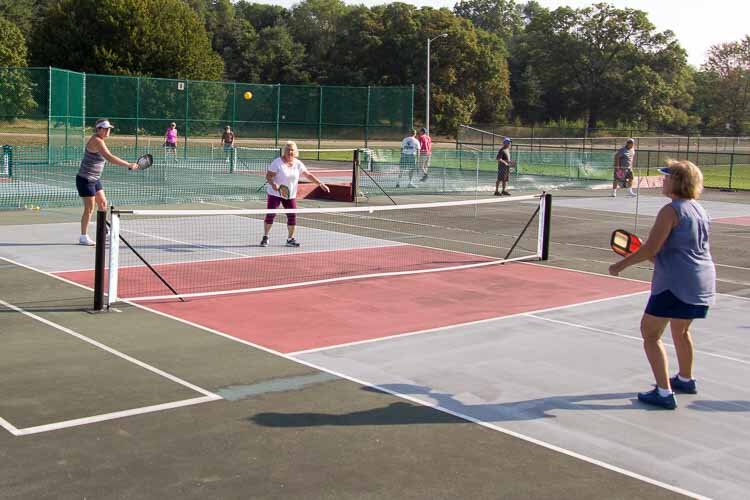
xmin=96 ymin=120 xmax=114 ymax=129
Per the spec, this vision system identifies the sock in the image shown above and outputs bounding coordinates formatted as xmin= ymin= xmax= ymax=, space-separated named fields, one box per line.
xmin=657 ymin=386 xmax=673 ymax=397
xmin=678 ymin=374 xmax=692 ymax=382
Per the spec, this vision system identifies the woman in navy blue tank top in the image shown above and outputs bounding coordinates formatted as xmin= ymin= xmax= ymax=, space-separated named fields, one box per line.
xmin=609 ymin=160 xmax=716 ymax=409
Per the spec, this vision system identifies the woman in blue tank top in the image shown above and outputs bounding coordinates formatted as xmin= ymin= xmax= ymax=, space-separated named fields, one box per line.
xmin=76 ymin=118 xmax=139 ymax=246
xmin=609 ymin=160 xmax=715 ymax=409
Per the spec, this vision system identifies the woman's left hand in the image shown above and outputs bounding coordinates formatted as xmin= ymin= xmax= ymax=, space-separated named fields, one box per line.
xmin=320 ymin=183 xmax=330 ymax=193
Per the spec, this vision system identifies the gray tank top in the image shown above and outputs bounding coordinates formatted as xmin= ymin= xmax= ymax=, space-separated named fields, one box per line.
xmin=651 ymin=199 xmax=716 ymax=305
xmin=78 ymin=149 xmax=106 ymax=181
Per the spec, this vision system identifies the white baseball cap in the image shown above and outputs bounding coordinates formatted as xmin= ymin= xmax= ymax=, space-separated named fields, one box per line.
xmin=96 ymin=120 xmax=114 ymax=129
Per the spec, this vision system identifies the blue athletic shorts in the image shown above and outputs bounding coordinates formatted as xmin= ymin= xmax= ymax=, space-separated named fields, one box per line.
xmin=76 ymin=175 xmax=103 ymax=197
xmin=645 ymin=290 xmax=709 ymax=319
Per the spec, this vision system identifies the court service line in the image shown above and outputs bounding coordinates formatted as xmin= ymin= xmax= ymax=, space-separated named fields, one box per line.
xmin=126 ymin=299 xmax=705 ymax=500
xmin=524 ymin=314 xmax=750 ymax=366
xmin=287 ymin=290 xmax=650 ymax=356
xmin=0 ymin=416 xmax=21 ymax=437
xmin=0 ymin=298 xmax=222 ymax=435
xmin=1 ymin=257 xmax=707 ymax=497
xmin=12 ymin=396 xmax=219 ymax=436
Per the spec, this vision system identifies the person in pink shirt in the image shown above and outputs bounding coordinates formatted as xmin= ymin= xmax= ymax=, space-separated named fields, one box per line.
xmin=164 ymin=122 xmax=178 ymax=159
xmin=417 ymin=127 xmax=432 ymax=181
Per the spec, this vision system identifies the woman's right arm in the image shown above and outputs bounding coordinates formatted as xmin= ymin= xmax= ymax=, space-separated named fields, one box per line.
xmin=92 ymin=138 xmax=138 ymax=169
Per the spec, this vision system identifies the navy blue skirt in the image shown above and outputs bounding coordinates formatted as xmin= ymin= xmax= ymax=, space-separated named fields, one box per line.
xmin=645 ymin=290 xmax=709 ymax=319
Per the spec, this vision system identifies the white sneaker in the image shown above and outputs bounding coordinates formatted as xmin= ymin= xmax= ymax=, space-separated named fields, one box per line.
xmin=79 ymin=235 xmax=95 ymax=246
xmin=408 ymin=182 xmax=417 ymax=188
xmin=628 ymin=191 xmax=637 ymax=197
xmin=611 ymin=192 xmax=617 ymax=197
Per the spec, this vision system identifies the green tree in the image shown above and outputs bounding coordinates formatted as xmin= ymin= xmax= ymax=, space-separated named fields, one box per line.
xmin=453 ymin=0 xmax=522 ymax=44
xmin=30 ymin=0 xmax=223 ymax=80
xmin=0 ymin=0 xmax=35 ymax=40
xmin=0 ymin=17 xmax=37 ymax=121
xmin=524 ymin=2 xmax=687 ymax=131
xmin=289 ymin=0 xmax=350 ymax=81
xmin=696 ymin=37 xmax=750 ymax=135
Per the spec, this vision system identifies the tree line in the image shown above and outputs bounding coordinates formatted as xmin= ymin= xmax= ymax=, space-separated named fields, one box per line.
xmin=1 ymin=0 xmax=748 ymax=136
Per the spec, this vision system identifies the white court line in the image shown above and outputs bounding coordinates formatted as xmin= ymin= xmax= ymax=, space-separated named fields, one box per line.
xmin=287 ymin=290 xmax=650 ymax=356
xmin=13 ymin=396 xmax=218 ymax=436
xmin=524 ymin=313 xmax=750 ymax=366
xmin=0 ymin=416 xmax=21 ymax=437
xmin=0 ymin=297 xmax=222 ymax=436
xmin=0 ymin=257 xmax=709 ymax=498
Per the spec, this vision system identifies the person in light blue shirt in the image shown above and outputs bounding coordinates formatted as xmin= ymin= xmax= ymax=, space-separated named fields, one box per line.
xmin=397 ymin=129 xmax=420 ymax=188
xmin=609 ymin=160 xmax=715 ymax=409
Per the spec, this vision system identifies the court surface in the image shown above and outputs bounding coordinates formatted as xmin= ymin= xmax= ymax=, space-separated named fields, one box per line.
xmin=2 ymin=188 xmax=750 ymax=499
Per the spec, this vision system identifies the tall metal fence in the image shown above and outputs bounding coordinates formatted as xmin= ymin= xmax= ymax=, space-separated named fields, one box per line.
xmin=459 ymin=124 xmax=750 ymax=156
xmin=0 ymin=67 xmax=414 ymax=151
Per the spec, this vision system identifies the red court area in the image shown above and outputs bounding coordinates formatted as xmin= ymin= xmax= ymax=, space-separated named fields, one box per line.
xmin=714 ymin=216 xmax=750 ymax=226
xmin=56 ymin=245 xmax=490 ymax=298
xmin=138 ymin=264 xmax=650 ymax=353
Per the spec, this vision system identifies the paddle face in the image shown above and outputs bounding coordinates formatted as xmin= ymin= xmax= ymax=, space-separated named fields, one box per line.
xmin=278 ymin=184 xmax=290 ymax=199
xmin=136 ymin=153 xmax=153 ymax=170
xmin=611 ymin=229 xmax=642 ymax=256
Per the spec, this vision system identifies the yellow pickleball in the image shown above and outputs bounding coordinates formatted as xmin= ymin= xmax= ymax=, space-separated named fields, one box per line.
xmin=243 ymin=91 xmax=253 ymax=100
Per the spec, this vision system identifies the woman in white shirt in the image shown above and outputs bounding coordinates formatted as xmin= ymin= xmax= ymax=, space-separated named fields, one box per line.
xmin=260 ymin=141 xmax=329 ymax=247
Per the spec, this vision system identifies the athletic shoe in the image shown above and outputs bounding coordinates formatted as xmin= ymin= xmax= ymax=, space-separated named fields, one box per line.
xmin=627 ymin=191 xmax=637 ymax=197
xmin=611 ymin=192 xmax=617 ymax=197
xmin=493 ymin=191 xmax=501 ymax=196
xmin=501 ymin=191 xmax=511 ymax=196
xmin=260 ymin=235 xmax=269 ymax=247
xmin=286 ymin=238 xmax=300 ymax=247
xmin=637 ymin=387 xmax=677 ymax=409
xmin=395 ymin=183 xmax=400 ymax=188
xmin=408 ymin=182 xmax=417 ymax=188
xmin=670 ymin=375 xmax=697 ymax=394
xmin=78 ymin=235 xmax=95 ymax=246
xmin=420 ymin=174 xmax=428 ymax=182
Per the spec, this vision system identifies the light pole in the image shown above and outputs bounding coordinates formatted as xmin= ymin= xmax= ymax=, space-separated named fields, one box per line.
xmin=426 ymin=33 xmax=448 ymax=135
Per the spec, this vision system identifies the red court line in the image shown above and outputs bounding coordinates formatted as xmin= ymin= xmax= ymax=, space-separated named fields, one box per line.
xmin=56 ymin=245 xmax=492 ymax=299
xmin=137 ymin=264 xmax=650 ymax=353
xmin=713 ymin=216 xmax=750 ymax=226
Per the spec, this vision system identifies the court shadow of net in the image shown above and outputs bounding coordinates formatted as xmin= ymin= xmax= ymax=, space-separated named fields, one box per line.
xmin=250 ymin=384 xmax=639 ymax=428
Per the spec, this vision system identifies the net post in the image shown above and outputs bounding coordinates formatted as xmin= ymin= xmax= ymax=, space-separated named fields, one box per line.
xmin=539 ymin=193 xmax=552 ymax=260
xmin=352 ymin=149 xmax=359 ymax=202
xmin=107 ymin=207 xmax=121 ymax=308
xmin=93 ymin=210 xmax=107 ymax=311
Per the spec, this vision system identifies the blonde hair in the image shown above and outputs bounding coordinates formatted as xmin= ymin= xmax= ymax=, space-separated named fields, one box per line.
xmin=282 ymin=141 xmax=298 ymax=158
xmin=665 ymin=159 xmax=703 ymax=199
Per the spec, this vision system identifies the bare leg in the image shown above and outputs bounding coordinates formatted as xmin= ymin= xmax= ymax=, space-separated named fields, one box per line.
xmin=641 ymin=313 xmax=671 ymax=390
xmin=80 ymin=196 xmax=96 ymax=235
xmin=669 ymin=319 xmax=694 ymax=379
xmin=263 ymin=222 xmax=272 ymax=237
xmin=287 ymin=225 xmax=295 ymax=238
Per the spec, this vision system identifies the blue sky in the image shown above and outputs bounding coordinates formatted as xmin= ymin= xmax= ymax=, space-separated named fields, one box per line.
xmin=253 ymin=0 xmax=749 ymax=67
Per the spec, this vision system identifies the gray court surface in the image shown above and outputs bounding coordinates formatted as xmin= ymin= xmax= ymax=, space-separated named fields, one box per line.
xmin=296 ymin=292 xmax=750 ymax=500
xmin=551 ymin=196 xmax=750 ymax=220
xmin=0 ymin=218 xmax=402 ymax=273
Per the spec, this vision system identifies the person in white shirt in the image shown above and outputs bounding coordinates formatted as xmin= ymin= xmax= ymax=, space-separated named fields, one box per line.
xmin=397 ymin=129 xmax=420 ymax=188
xmin=260 ymin=141 xmax=329 ymax=247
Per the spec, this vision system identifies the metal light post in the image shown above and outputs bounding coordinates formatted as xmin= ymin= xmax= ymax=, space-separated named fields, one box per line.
xmin=426 ymin=33 xmax=448 ymax=135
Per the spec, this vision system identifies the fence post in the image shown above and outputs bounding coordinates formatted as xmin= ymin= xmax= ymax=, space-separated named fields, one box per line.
xmin=184 ymin=79 xmax=189 ymax=159
xmin=275 ymin=84 xmax=281 ymax=147
xmin=646 ymin=150 xmax=651 ymax=176
xmin=317 ymin=86 xmax=323 ymax=150
xmin=364 ymin=86 xmax=371 ymax=148
xmin=728 ymin=153 xmax=734 ymax=190
xmin=136 ymin=76 xmax=141 ymax=151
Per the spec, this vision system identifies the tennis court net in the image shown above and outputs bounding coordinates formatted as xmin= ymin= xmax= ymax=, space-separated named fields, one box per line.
xmin=99 ymin=194 xmax=551 ymax=306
